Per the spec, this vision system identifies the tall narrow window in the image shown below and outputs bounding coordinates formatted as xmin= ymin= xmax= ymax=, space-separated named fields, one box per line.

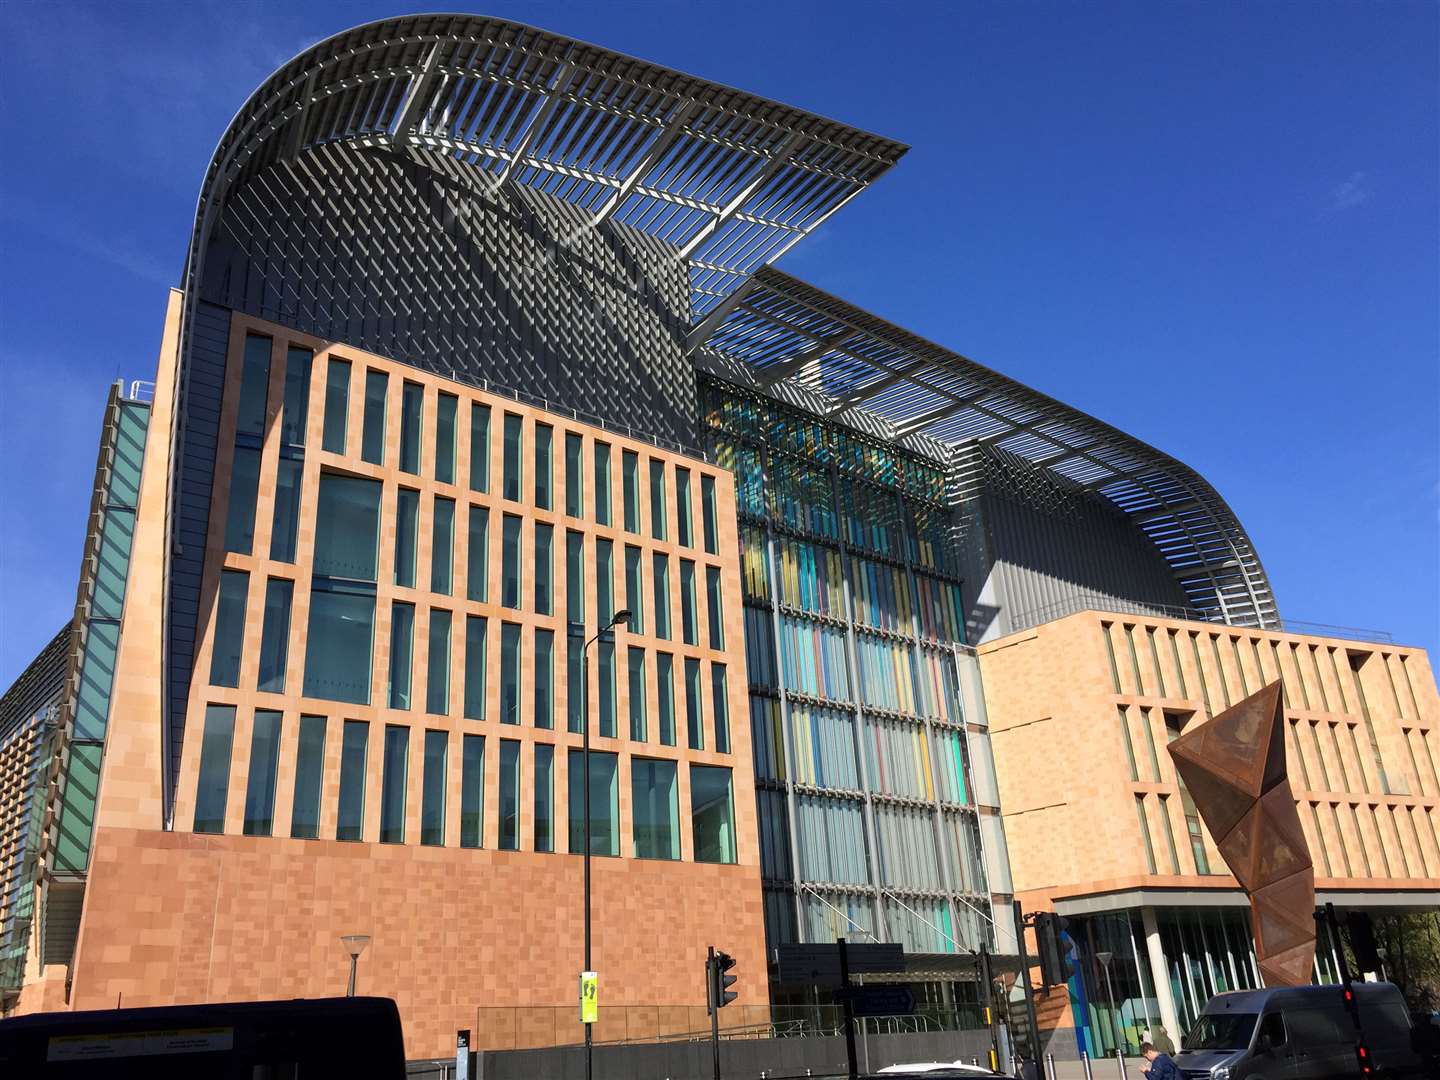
xmin=649 ymin=459 xmax=667 ymax=539
xmin=501 ymin=515 xmax=521 ymax=608
xmin=460 ymin=734 xmax=485 ymax=848
xmin=322 ymin=358 xmax=350 ymax=454
xmin=565 ymin=433 xmax=584 ymax=517
xmin=535 ymin=628 xmax=554 ymax=729
xmin=304 ymin=585 xmax=375 ymax=704
xmin=500 ymin=623 xmax=522 ymax=725
xmin=680 ymin=560 xmax=698 ymax=646
xmin=534 ymin=744 xmax=555 ymax=852
xmin=280 ymin=346 xmax=311 ymax=446
xmin=242 ymin=710 xmax=282 ymax=837
xmin=388 ymin=602 xmax=414 ymax=710
xmin=594 ymin=442 xmax=612 ymax=526
xmin=395 ymin=488 xmax=419 ymax=588
xmin=502 ymin=413 xmax=522 ymax=501
xmin=711 ymin=664 xmax=731 ymax=754
xmin=399 ymin=382 xmax=423 ymax=474
xmin=431 ymin=496 xmax=455 ymax=595
xmin=1135 ymin=795 xmax=1158 ymax=873
xmin=435 ymin=393 xmax=457 ymax=484
xmin=336 ymin=720 xmax=369 ymax=842
xmin=622 ymin=450 xmax=640 ymax=533
xmin=1157 ymin=795 xmax=1183 ymax=874
xmin=467 ymin=506 xmax=489 ymax=603
xmin=312 ymin=473 xmax=381 ymax=579
xmin=632 ymin=758 xmax=679 ymax=860
xmin=421 ymin=730 xmax=447 ymax=847
xmin=224 ymin=446 xmax=261 ymax=553
xmin=427 ymin=608 xmax=451 ymax=715
xmin=499 ymin=739 xmax=520 ymax=851
xmin=193 ymin=704 xmax=236 ymax=834
xmin=706 ymin=566 xmax=725 ymax=651
xmin=290 ymin=715 xmax=326 ymax=840
xmin=596 ymin=538 xmax=614 ymax=626
xmin=685 ymin=657 xmax=704 ymax=750
xmin=624 ymin=546 xmax=644 ymax=634
xmin=567 ymin=532 xmax=585 ymax=626
xmin=598 ymin=640 xmax=617 ymax=738
xmin=652 ymin=554 xmax=671 ymax=639
xmin=379 ymin=725 xmax=409 ymax=844
xmin=470 ymin=403 xmax=490 ymax=493
xmin=236 ymin=334 xmax=271 ymax=436
xmin=210 ymin=569 xmax=248 ymax=687
xmin=628 ymin=647 xmax=647 ymax=741
xmin=675 ymin=467 xmax=692 ymax=547
xmin=270 ymin=455 xmax=303 ymax=562
xmin=535 ymin=424 xmax=553 ymax=509
xmin=224 ymin=336 xmax=266 ymax=554
xmin=257 ymin=577 xmax=293 ymax=693
xmin=567 ymin=635 xmax=584 ymax=734
xmin=361 ymin=369 xmax=387 ymax=465
xmin=463 ymin=615 xmax=486 ymax=720
xmin=690 ymin=765 xmax=736 ymax=863
xmin=657 ymin=652 xmax=675 ymax=746
xmin=701 ymin=474 xmax=718 ymax=555
xmin=568 ymin=749 xmax=619 ymax=855
xmin=534 ymin=523 xmax=553 ymax=614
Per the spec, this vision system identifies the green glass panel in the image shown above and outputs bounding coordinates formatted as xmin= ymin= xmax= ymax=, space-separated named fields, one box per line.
xmin=711 ymin=664 xmax=730 ymax=754
xmin=627 ymin=647 xmax=646 ymax=742
xmin=52 ymin=743 xmax=102 ymax=872
xmin=243 ymin=710 xmax=282 ymax=836
xmin=427 ymin=608 xmax=452 ymax=715
xmin=652 ymin=554 xmax=670 ymax=640
xmin=594 ymin=442 xmax=611 ymax=526
xmin=224 ymin=445 xmax=261 ymax=554
xmin=502 ymin=413 xmax=522 ymax=500
xmin=257 ymin=577 xmax=293 ymax=693
xmin=469 ymin=403 xmax=490 ymax=493
xmin=500 ymin=623 xmax=521 ymax=725
xmin=535 ymin=629 xmax=554 ymax=729
xmin=685 ymin=657 xmax=704 ymax=750
xmin=567 ymin=634 xmax=583 ymax=734
xmin=565 ymin=433 xmax=584 ymax=517
xmin=534 ymin=744 xmax=554 ymax=852
xmin=567 ymin=532 xmax=585 ymax=625
xmin=624 ymin=546 xmax=643 ymax=634
xmin=379 ymin=725 xmax=409 ymax=844
xmin=460 ymin=734 xmax=485 ymax=848
xmin=280 ymin=347 xmax=311 ymax=447
xmin=468 ymin=506 xmax=489 ymax=603
xmin=422 ymin=729 xmax=448 ymax=847
xmin=501 ymin=515 xmax=521 ymax=608
xmin=436 ymin=393 xmax=457 ymax=484
xmin=535 ymin=424 xmax=552 ymax=508
xmin=701 ymin=473 xmax=718 ymax=555
xmin=193 ymin=704 xmax=236 ymax=834
xmin=236 ymin=334 xmax=271 ymax=438
xmin=313 ymin=474 xmax=381 ymax=581
xmin=534 ymin=523 xmax=552 ymax=614
xmin=361 ymin=369 xmax=388 ymax=465
xmin=73 ymin=620 xmax=120 ymax=742
xmin=691 ymin=765 xmax=736 ymax=863
xmin=322 ymin=358 xmax=350 ymax=454
xmin=336 ymin=720 xmax=368 ymax=841
xmin=431 ymin=497 xmax=455 ymax=595
xmin=598 ymin=640 xmax=616 ymax=738
xmin=499 ymin=739 xmax=520 ymax=850
xmin=388 ymin=602 xmax=414 ymax=710
xmin=302 ymin=586 xmax=374 ymax=704
xmin=395 ymin=488 xmax=418 ymax=588
xmin=209 ymin=570 xmax=248 ymax=688
xmin=110 ymin=403 xmax=149 ymax=507
xmin=680 ymin=560 xmax=697 ymax=645
xmin=270 ymin=456 xmax=303 ymax=562
xmin=462 ymin=614 xmax=485 ymax=720
xmin=622 ymin=450 xmax=639 ymax=533
xmin=399 ymin=382 xmax=423 ymax=474
xmin=675 ymin=467 xmax=692 ymax=547
xmin=649 ymin=459 xmax=666 ymax=539
xmin=706 ymin=566 xmax=724 ymax=651
xmin=631 ymin=758 xmax=679 ymax=860
xmin=290 ymin=715 xmax=326 ymax=839
xmin=656 ymin=652 xmax=675 ymax=746
xmin=596 ymin=539 xmax=613 ymax=626
xmin=567 ymin=748 xmax=618 ymax=856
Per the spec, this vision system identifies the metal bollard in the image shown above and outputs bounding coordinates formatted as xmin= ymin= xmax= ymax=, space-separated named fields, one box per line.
xmin=1045 ymin=1052 xmax=1057 ymax=1080
xmin=1114 ymin=1047 xmax=1126 ymax=1079
xmin=1081 ymin=1049 xmax=1094 ymax=1080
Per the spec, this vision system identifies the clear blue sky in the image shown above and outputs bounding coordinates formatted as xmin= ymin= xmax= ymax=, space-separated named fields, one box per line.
xmin=1 ymin=1 xmax=1436 ymax=686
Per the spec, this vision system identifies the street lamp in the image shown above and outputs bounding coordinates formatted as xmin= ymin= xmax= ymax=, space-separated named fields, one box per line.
xmin=341 ymin=934 xmax=370 ymax=997
xmin=1096 ymin=950 xmax=1120 ymax=1056
xmin=581 ymin=608 xmax=630 ymax=1080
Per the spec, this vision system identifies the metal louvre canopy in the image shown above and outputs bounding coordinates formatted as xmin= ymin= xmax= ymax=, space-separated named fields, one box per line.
xmin=693 ymin=266 xmax=1279 ymax=629
xmin=182 ymin=12 xmax=907 ymax=323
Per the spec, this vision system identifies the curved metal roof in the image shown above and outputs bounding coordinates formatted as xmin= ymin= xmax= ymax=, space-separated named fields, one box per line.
xmin=694 ymin=266 xmax=1280 ymax=629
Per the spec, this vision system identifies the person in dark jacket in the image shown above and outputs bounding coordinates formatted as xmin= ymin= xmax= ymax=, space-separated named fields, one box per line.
xmin=1139 ymin=1041 xmax=1179 ymax=1080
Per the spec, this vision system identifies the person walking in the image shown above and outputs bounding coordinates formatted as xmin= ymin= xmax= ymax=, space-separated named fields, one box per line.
xmin=1139 ymin=1040 xmax=1179 ymax=1079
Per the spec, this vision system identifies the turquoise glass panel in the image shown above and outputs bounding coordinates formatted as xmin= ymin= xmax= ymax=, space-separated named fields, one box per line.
xmin=193 ymin=704 xmax=236 ymax=834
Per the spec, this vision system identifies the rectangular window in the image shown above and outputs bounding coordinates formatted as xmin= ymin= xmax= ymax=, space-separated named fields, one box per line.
xmin=322 ymin=358 xmax=350 ymax=454
xmin=1157 ymin=794 xmax=1183 ymax=875
xmin=622 ymin=450 xmax=640 ymax=533
xmin=314 ymin=473 xmax=382 ymax=580
xmin=290 ymin=715 xmax=326 ymax=840
xmin=502 ymin=413 xmax=522 ymax=501
xmin=628 ymin=647 xmax=647 ymax=741
xmin=499 ymin=739 xmax=520 ymax=850
xmin=596 ymin=538 xmax=614 ymax=625
xmin=253 ymin=718 xmax=293 ymax=829
xmin=280 ymin=346 xmax=311 ymax=446
xmin=535 ymin=628 xmax=554 ymax=729
xmin=567 ymin=635 xmax=583 ymax=734
xmin=399 ymin=382 xmax=423 ymax=474
xmin=565 ymin=433 xmax=584 ymax=517
xmin=624 ymin=546 xmax=644 ymax=634
xmin=361 ymin=369 xmax=387 ymax=465
xmin=501 ymin=514 xmax=521 ymax=608
xmin=427 ymin=608 xmax=452 ymax=715
xmin=649 ymin=459 xmax=667 ymax=539
xmin=388 ymin=602 xmax=414 ymax=710
xmin=594 ymin=441 xmax=612 ymax=526
xmin=534 ymin=743 xmax=555 ymax=852
xmin=567 ymin=531 xmax=585 ymax=626
xmin=237 ymin=334 xmax=271 ymax=437
xmin=598 ymin=640 xmax=616 ymax=739
xmin=500 ymin=623 xmax=522 ymax=725
xmin=470 ymin=403 xmax=490 ymax=493
xmin=395 ymin=488 xmax=419 ymax=588
xmin=460 ymin=734 xmax=485 ymax=848
xmin=711 ymin=664 xmax=731 ymax=754
xmin=701 ymin=474 xmax=718 ymax=555
xmin=706 ymin=566 xmax=725 ymax=650
xmin=421 ymin=730 xmax=447 ymax=847
xmin=685 ymin=657 xmax=704 ymax=750
xmin=657 ymin=652 xmax=675 ymax=746
xmin=270 ymin=455 xmax=303 ymax=562
xmin=534 ymin=523 xmax=553 ymax=614
xmin=652 ymin=553 xmax=671 ymax=639
xmin=210 ymin=569 xmax=248 ymax=687
xmin=690 ymin=765 xmax=736 ymax=863
xmin=680 ymin=559 xmax=698 ymax=646
xmin=379 ymin=725 xmax=408 ymax=844
xmin=257 ymin=577 xmax=293 ymax=693
xmin=435 ymin=393 xmax=457 ymax=484
xmin=224 ymin=446 xmax=260 ymax=554
xmin=675 ymin=467 xmax=692 ymax=547
xmin=466 ymin=505 xmax=489 ymax=603
xmin=463 ymin=615 xmax=486 ymax=720
xmin=535 ymin=423 xmax=553 ymax=509
xmin=567 ymin=748 xmax=619 ymax=855
xmin=431 ymin=497 xmax=455 ymax=595
xmin=192 ymin=704 xmax=236 ymax=834
xmin=303 ymin=585 xmax=375 ymax=704
xmin=632 ymin=758 xmax=679 ymax=860
xmin=336 ymin=720 xmax=369 ymax=841
xmin=1136 ymin=795 xmax=1158 ymax=874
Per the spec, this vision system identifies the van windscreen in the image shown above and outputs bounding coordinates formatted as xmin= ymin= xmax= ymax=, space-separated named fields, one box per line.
xmin=1185 ymin=1012 xmax=1258 ymax=1051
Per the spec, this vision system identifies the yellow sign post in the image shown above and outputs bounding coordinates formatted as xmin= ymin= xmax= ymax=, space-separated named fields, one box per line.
xmin=579 ymin=971 xmax=599 ymax=1024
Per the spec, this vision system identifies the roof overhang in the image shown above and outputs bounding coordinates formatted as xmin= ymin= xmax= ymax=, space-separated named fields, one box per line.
xmin=1054 ymin=888 xmax=1440 ymax=917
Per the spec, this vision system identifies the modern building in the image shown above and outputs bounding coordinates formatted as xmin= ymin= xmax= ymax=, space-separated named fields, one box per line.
xmin=0 ymin=11 xmax=1433 ymax=1065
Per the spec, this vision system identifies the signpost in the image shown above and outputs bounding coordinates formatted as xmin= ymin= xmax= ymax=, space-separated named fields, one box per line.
xmin=579 ymin=971 xmax=599 ymax=1025
xmin=775 ymin=943 xmax=904 ymax=986
xmin=455 ymin=1029 xmax=471 ymax=1080
xmin=840 ymin=985 xmax=917 ymax=1018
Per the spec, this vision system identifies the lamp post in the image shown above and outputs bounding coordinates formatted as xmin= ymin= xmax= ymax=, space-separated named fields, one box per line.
xmin=581 ymin=608 xmax=630 ymax=1080
xmin=1096 ymin=950 xmax=1120 ymax=1056
xmin=341 ymin=934 xmax=370 ymax=997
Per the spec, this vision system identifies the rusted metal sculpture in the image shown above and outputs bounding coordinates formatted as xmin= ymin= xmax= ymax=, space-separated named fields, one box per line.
xmin=1167 ymin=681 xmax=1316 ymax=985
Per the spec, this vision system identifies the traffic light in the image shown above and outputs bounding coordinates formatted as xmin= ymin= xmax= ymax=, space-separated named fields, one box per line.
xmin=1347 ymin=912 xmax=1383 ymax=975
xmin=1035 ymin=913 xmax=1075 ymax=988
xmin=707 ymin=948 xmax=738 ymax=1013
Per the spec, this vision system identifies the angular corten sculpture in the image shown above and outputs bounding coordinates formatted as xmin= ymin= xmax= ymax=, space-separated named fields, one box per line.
xmin=1167 ymin=681 xmax=1315 ymax=985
